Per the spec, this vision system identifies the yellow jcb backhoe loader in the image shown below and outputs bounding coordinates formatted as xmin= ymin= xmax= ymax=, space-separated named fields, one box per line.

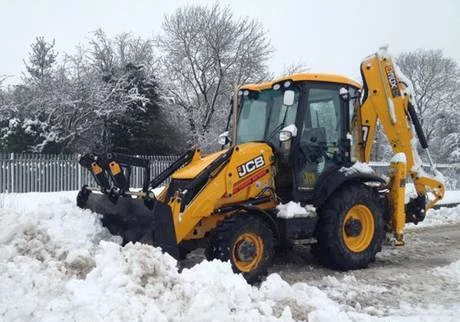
xmin=77 ymin=48 xmax=444 ymax=283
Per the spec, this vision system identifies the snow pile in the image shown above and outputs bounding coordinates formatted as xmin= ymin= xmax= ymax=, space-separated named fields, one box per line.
xmin=0 ymin=198 xmax=119 ymax=321
xmin=0 ymin=192 xmax=351 ymax=321
xmin=2 ymin=191 xmax=460 ymax=321
xmin=276 ymin=201 xmax=316 ymax=219
xmin=339 ymin=162 xmax=375 ymax=176
xmin=317 ymin=275 xmax=388 ymax=315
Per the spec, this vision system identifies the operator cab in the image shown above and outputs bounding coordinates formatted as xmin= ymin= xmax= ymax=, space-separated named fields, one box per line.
xmin=235 ymin=73 xmax=361 ymax=203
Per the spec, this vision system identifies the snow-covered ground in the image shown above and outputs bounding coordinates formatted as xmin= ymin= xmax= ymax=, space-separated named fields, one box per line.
xmin=1 ymin=191 xmax=460 ymax=321
xmin=407 ymin=204 xmax=460 ymax=228
xmin=437 ymin=190 xmax=460 ymax=205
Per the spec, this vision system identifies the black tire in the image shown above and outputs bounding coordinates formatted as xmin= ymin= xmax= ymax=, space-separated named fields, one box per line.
xmin=204 ymin=243 xmax=215 ymax=261
xmin=209 ymin=214 xmax=274 ymax=284
xmin=312 ymin=183 xmax=384 ymax=270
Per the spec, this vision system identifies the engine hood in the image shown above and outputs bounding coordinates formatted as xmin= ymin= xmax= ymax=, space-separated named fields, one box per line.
xmin=171 ymin=142 xmax=274 ymax=180
xmin=172 ymin=149 xmax=229 ymax=179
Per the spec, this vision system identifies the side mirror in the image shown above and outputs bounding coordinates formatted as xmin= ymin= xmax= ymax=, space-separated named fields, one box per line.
xmin=283 ymin=90 xmax=295 ymax=106
xmin=218 ymin=131 xmax=231 ymax=145
xmin=279 ymin=124 xmax=297 ymax=142
xmin=339 ymin=87 xmax=350 ymax=101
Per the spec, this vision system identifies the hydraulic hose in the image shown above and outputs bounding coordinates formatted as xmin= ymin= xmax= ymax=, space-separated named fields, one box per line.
xmin=407 ymin=102 xmax=428 ymax=149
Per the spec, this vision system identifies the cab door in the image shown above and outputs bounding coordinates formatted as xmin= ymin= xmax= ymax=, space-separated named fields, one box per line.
xmin=292 ymin=83 xmax=348 ymax=200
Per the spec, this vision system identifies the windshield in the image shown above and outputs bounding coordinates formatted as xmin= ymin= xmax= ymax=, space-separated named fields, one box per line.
xmin=236 ymin=87 xmax=299 ymax=145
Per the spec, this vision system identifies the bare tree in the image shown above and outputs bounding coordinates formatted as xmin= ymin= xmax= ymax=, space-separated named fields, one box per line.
xmin=0 ymin=75 xmax=9 ymax=87
xmin=279 ymin=61 xmax=310 ymax=78
xmin=397 ymin=50 xmax=460 ymax=142
xmin=157 ymin=3 xmax=272 ymax=147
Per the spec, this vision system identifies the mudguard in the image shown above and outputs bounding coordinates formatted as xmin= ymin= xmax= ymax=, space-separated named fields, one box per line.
xmin=312 ymin=167 xmax=386 ymax=208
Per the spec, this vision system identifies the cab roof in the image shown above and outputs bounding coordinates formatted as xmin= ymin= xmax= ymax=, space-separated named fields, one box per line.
xmin=240 ymin=73 xmax=361 ymax=91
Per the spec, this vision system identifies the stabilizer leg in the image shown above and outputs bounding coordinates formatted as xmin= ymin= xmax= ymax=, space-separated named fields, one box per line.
xmin=389 ymin=153 xmax=407 ymax=246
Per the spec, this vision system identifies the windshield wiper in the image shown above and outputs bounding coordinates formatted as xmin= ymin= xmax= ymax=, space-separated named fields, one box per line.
xmin=266 ymin=106 xmax=290 ymax=142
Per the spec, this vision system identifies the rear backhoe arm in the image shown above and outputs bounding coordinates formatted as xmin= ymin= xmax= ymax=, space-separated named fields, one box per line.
xmin=355 ymin=48 xmax=445 ymax=244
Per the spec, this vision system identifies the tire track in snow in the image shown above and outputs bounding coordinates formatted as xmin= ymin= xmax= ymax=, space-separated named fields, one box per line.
xmin=272 ymin=223 xmax=460 ymax=316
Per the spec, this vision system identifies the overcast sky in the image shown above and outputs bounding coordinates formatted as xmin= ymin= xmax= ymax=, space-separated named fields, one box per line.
xmin=1 ymin=0 xmax=459 ymax=85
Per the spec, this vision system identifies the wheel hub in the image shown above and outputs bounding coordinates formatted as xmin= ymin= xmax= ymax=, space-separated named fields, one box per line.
xmin=342 ymin=204 xmax=375 ymax=253
xmin=344 ymin=218 xmax=363 ymax=237
xmin=232 ymin=232 xmax=264 ymax=272
xmin=235 ymin=239 xmax=257 ymax=262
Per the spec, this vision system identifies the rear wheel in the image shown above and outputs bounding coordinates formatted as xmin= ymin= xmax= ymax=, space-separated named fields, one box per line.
xmin=208 ymin=214 xmax=274 ymax=284
xmin=312 ymin=183 xmax=384 ymax=270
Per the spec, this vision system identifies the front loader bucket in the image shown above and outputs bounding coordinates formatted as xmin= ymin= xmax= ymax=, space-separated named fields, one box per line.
xmin=77 ymin=188 xmax=179 ymax=259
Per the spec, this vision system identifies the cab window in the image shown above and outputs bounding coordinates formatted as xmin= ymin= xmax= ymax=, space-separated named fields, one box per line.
xmin=302 ymin=88 xmax=341 ymax=148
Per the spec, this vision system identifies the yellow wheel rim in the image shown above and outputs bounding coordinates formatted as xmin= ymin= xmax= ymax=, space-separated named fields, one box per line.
xmin=232 ymin=233 xmax=264 ymax=272
xmin=342 ymin=204 xmax=375 ymax=253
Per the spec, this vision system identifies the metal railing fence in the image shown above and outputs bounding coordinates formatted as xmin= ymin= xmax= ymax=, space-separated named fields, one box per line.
xmin=1 ymin=153 xmax=459 ymax=193
xmin=0 ymin=153 xmax=177 ymax=193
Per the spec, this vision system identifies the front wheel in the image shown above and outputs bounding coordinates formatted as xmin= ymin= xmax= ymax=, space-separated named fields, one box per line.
xmin=313 ymin=183 xmax=384 ymax=270
xmin=209 ymin=214 xmax=274 ymax=284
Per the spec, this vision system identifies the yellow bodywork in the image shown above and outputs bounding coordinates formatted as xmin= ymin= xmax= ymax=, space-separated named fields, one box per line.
xmin=357 ymin=52 xmax=445 ymax=241
xmin=389 ymin=157 xmax=407 ymax=245
xmin=166 ymin=142 xmax=277 ymax=243
xmin=78 ymin=49 xmax=449 ymax=281
xmin=172 ymin=150 xmax=226 ymax=179
xmin=241 ymin=73 xmax=360 ymax=91
xmin=161 ymin=58 xmax=444 ymax=246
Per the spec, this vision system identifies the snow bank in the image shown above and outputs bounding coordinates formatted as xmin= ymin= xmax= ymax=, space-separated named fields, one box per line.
xmin=0 ymin=190 xmax=78 ymax=212
xmin=407 ymin=204 xmax=460 ymax=229
xmin=0 ymin=192 xmax=351 ymax=321
xmin=2 ymin=191 xmax=460 ymax=321
xmin=438 ymin=190 xmax=460 ymax=205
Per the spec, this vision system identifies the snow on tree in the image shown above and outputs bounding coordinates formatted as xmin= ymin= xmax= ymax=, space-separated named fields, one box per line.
xmin=0 ymin=32 xmax=181 ymax=154
xmin=0 ymin=37 xmax=61 ymax=152
xmin=156 ymin=3 xmax=272 ymax=149
xmin=24 ymin=37 xmax=57 ymax=83
xmin=85 ymin=30 xmax=183 ymax=154
xmin=396 ymin=49 xmax=460 ymax=163
xmin=370 ymin=50 xmax=460 ymax=163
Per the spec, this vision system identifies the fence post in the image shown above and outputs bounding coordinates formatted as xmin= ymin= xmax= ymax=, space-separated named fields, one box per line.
xmin=77 ymin=154 xmax=81 ymax=189
xmin=10 ymin=153 xmax=14 ymax=193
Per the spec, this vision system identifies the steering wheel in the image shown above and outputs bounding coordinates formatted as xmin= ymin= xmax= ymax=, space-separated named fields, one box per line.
xmin=299 ymin=142 xmax=328 ymax=163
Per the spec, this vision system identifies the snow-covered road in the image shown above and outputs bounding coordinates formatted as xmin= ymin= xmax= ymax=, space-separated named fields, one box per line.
xmin=272 ymin=223 xmax=460 ymax=319
xmin=1 ymin=191 xmax=460 ymax=321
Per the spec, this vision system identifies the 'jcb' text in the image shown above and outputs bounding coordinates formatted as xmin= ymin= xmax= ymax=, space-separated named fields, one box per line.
xmin=237 ymin=155 xmax=265 ymax=178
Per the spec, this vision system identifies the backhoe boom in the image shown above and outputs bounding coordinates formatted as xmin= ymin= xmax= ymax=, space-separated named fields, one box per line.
xmin=357 ymin=47 xmax=445 ymax=243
